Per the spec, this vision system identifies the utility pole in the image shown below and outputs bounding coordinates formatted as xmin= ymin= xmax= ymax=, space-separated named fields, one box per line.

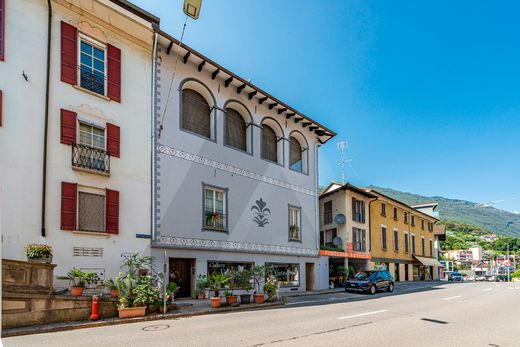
xmin=507 ymin=244 xmax=510 ymax=282
xmin=337 ymin=141 xmax=351 ymax=184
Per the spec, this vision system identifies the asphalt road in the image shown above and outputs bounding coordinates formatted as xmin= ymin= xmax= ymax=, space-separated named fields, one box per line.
xmin=3 ymin=281 xmax=520 ymax=347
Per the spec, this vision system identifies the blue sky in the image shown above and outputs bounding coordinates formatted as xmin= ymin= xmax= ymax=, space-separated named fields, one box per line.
xmin=133 ymin=1 xmax=520 ymax=213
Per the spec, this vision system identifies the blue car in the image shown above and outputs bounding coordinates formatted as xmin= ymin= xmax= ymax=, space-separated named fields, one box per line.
xmin=449 ymin=272 xmax=463 ymax=282
xmin=344 ymin=270 xmax=395 ymax=295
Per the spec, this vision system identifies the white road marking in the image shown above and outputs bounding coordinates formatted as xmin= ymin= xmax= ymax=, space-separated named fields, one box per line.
xmin=338 ymin=309 xmax=388 ymax=320
xmin=443 ymin=296 xmax=462 ymax=301
xmin=483 ymin=288 xmax=492 ymax=292
xmin=496 ymin=285 xmax=501 ymax=287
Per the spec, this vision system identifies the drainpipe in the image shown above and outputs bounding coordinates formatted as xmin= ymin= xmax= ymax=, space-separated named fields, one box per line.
xmin=314 ymin=142 xmax=321 ymax=252
xmin=367 ymin=197 xmax=378 ymax=252
xmin=41 ymin=0 xmax=52 ymax=237
xmin=151 ymin=32 xmax=158 ymax=241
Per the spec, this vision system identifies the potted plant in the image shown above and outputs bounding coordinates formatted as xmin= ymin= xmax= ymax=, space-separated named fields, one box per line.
xmin=58 ymin=268 xmax=99 ymax=297
xmin=104 ymin=278 xmax=119 ymax=298
xmin=264 ymin=282 xmax=278 ymax=302
xmin=250 ymin=265 xmax=266 ymax=304
xmin=224 ymin=270 xmax=239 ymax=305
xmin=166 ymin=282 xmax=179 ymax=303
xmin=289 ymin=225 xmax=299 ymax=240
xmin=236 ymin=269 xmax=253 ymax=304
xmin=208 ymin=272 xmax=230 ymax=308
xmin=25 ymin=244 xmax=53 ymax=263
xmin=116 ymin=273 xmax=145 ymax=318
xmin=196 ymin=274 xmax=209 ymax=300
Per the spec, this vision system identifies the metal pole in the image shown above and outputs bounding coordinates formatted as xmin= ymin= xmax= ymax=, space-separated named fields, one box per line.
xmin=163 ymin=250 xmax=167 ymax=314
xmin=507 ymin=244 xmax=510 ymax=282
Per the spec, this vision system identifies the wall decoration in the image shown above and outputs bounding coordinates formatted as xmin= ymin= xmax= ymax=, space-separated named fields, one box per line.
xmin=251 ymin=198 xmax=271 ymax=227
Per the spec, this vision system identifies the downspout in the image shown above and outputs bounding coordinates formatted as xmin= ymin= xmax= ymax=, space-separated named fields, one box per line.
xmin=151 ymin=32 xmax=158 ymax=241
xmin=314 ymin=142 xmax=321 ymax=252
xmin=41 ymin=0 xmax=52 ymax=237
xmin=367 ymin=197 xmax=378 ymax=252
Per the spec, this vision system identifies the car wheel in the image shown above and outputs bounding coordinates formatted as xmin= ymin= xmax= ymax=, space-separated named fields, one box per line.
xmin=387 ymin=283 xmax=394 ymax=292
xmin=369 ymin=285 xmax=376 ymax=295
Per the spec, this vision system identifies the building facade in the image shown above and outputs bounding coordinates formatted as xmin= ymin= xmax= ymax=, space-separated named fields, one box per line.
xmin=318 ymin=182 xmax=375 ymax=287
xmin=0 ymin=0 xmax=158 ymax=280
xmin=365 ymin=189 xmax=442 ymax=281
xmin=152 ymin=32 xmax=336 ymax=296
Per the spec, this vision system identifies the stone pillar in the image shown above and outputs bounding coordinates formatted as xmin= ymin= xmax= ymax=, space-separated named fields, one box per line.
xmin=399 ymin=263 xmax=406 ymax=282
xmin=433 ymin=266 xmax=438 ymax=280
xmin=389 ymin=263 xmax=396 ymax=277
xmin=369 ymin=261 xmax=376 ymax=270
xmin=408 ymin=264 xmax=415 ymax=281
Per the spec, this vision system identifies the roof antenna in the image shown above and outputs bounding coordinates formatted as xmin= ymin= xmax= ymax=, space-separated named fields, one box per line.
xmin=337 ymin=141 xmax=351 ymax=184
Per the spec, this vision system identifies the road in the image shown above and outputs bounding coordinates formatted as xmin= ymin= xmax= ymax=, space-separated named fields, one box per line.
xmin=3 ymin=281 xmax=520 ymax=347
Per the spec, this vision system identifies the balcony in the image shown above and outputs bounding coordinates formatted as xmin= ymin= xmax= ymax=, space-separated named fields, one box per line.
xmin=204 ymin=211 xmax=227 ymax=231
xmin=72 ymin=143 xmax=110 ymax=175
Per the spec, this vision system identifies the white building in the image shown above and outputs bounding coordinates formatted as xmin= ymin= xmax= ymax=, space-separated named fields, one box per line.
xmin=152 ymin=32 xmax=336 ymax=296
xmin=0 ymin=0 xmax=158 ymax=280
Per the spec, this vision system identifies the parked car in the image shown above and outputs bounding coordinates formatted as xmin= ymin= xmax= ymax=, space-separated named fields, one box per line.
xmin=344 ymin=270 xmax=394 ymax=294
xmin=475 ymin=276 xmax=487 ymax=281
xmin=449 ymin=272 xmax=464 ymax=282
xmin=487 ymin=276 xmax=496 ymax=282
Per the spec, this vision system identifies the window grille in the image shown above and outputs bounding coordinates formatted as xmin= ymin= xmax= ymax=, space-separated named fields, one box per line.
xmin=80 ymin=40 xmax=106 ymax=95
xmin=78 ymin=192 xmax=105 ymax=232
xmin=182 ymin=89 xmax=211 ymax=138
xmin=225 ymin=108 xmax=247 ymax=151
xmin=204 ymin=186 xmax=226 ymax=230
xmin=262 ymin=125 xmax=278 ymax=162
xmin=73 ymin=247 xmax=103 ymax=257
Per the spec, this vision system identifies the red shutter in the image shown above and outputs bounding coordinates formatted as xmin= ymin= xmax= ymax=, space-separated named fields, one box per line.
xmin=1 ymin=0 xmax=5 ymax=61
xmin=106 ymin=189 xmax=119 ymax=234
xmin=61 ymin=182 xmax=77 ymax=230
xmin=0 ymin=90 xmax=3 ymax=126
xmin=106 ymin=123 xmax=120 ymax=157
xmin=61 ymin=21 xmax=77 ymax=85
xmin=60 ymin=109 xmax=76 ymax=145
xmin=107 ymin=44 xmax=121 ymax=102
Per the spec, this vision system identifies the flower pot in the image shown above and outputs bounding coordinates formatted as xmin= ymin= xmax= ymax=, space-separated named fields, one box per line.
xmin=118 ymin=307 xmax=146 ymax=319
xmin=159 ymin=306 xmax=168 ymax=314
xmin=197 ymin=292 xmax=205 ymax=300
xmin=148 ymin=305 xmax=158 ymax=314
xmin=240 ymin=294 xmax=251 ymax=304
xmin=110 ymin=289 xmax=119 ymax=298
xmin=27 ymin=256 xmax=52 ymax=264
xmin=226 ymin=295 xmax=238 ymax=305
xmin=210 ymin=297 xmax=222 ymax=308
xmin=253 ymin=294 xmax=265 ymax=304
xmin=70 ymin=286 xmax=84 ymax=297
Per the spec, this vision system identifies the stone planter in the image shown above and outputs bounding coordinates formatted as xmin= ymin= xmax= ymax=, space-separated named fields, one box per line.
xmin=27 ymin=256 xmax=53 ymax=264
xmin=118 ymin=307 xmax=146 ymax=319
xmin=70 ymin=286 xmax=84 ymax=297
xmin=240 ymin=294 xmax=251 ymax=304
xmin=225 ymin=295 xmax=238 ymax=305
xmin=253 ymin=294 xmax=265 ymax=304
xmin=210 ymin=297 xmax=222 ymax=308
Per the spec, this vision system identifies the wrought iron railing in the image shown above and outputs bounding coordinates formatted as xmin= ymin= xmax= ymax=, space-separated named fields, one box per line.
xmin=204 ymin=211 xmax=227 ymax=231
xmin=79 ymin=69 xmax=105 ymax=96
xmin=72 ymin=143 xmax=110 ymax=174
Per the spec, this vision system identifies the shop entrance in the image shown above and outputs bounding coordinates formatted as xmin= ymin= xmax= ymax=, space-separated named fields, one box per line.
xmin=305 ymin=263 xmax=314 ymax=291
xmin=169 ymin=258 xmax=194 ymax=298
xmin=394 ymin=263 xmax=400 ymax=281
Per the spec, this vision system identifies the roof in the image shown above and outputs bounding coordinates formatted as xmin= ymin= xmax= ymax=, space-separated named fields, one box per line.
xmin=319 ymin=182 xmax=378 ymax=200
xmin=108 ymin=0 xmax=160 ymax=27
xmin=411 ymin=202 xmax=439 ymax=211
xmin=363 ymin=188 xmax=440 ymax=222
xmin=157 ymin=30 xmax=336 ymax=144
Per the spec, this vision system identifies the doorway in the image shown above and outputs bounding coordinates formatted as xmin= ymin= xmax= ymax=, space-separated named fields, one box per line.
xmin=305 ymin=263 xmax=314 ymax=291
xmin=394 ymin=263 xmax=400 ymax=281
xmin=405 ymin=264 xmax=409 ymax=281
xmin=169 ymin=258 xmax=194 ymax=298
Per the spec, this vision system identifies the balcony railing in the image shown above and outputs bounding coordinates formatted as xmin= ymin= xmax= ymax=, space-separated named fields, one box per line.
xmin=72 ymin=143 xmax=110 ymax=174
xmin=80 ymin=69 xmax=105 ymax=96
xmin=204 ymin=211 xmax=227 ymax=231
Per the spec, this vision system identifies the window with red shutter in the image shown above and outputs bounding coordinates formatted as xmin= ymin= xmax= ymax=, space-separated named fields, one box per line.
xmin=107 ymin=44 xmax=121 ymax=102
xmin=105 ymin=189 xmax=119 ymax=234
xmin=0 ymin=90 xmax=3 ymax=126
xmin=61 ymin=182 xmax=77 ymax=230
xmin=61 ymin=22 xmax=77 ymax=85
xmin=106 ymin=123 xmax=120 ymax=157
xmin=60 ymin=109 xmax=77 ymax=145
xmin=0 ymin=0 xmax=5 ymax=61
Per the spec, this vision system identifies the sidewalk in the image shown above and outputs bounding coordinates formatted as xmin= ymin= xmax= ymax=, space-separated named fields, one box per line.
xmin=1 ymin=299 xmax=281 ymax=338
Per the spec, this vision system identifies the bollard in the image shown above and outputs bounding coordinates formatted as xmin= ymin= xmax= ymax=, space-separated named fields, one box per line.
xmin=90 ymin=295 xmax=100 ymax=320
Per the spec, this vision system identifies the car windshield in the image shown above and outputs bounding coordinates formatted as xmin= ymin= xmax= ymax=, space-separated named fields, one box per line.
xmin=452 ymin=273 xmax=462 ymax=276
xmin=354 ymin=271 xmax=373 ymax=280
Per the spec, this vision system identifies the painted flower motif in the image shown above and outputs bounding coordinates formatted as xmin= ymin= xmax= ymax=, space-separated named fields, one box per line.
xmin=251 ymin=198 xmax=271 ymax=227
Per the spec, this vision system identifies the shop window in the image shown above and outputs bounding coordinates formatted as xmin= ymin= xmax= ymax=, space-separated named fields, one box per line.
xmin=266 ymin=263 xmax=299 ymax=287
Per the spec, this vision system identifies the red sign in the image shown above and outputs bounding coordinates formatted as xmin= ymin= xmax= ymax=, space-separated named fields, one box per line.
xmin=320 ymin=250 xmax=348 ymax=258
xmin=346 ymin=242 xmax=354 ymax=252
xmin=346 ymin=252 xmax=371 ymax=259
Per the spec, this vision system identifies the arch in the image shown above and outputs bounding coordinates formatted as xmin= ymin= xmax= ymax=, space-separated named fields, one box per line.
xmin=223 ymin=100 xmax=253 ymax=154
xmin=178 ymin=78 xmax=217 ymax=140
xmin=261 ymin=117 xmax=284 ymax=165
xmin=289 ymin=130 xmax=309 ymax=174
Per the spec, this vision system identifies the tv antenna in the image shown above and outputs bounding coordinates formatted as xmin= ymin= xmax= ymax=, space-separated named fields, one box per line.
xmin=337 ymin=141 xmax=352 ymax=184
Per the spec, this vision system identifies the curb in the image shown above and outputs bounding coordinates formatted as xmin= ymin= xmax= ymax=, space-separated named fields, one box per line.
xmin=1 ymin=302 xmax=282 ymax=338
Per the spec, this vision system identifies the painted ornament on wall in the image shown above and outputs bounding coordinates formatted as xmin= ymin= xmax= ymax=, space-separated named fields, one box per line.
xmin=251 ymin=198 xmax=271 ymax=227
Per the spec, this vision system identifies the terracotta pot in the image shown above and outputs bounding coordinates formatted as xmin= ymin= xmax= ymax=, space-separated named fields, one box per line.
xmin=197 ymin=292 xmax=205 ymax=300
xmin=71 ymin=286 xmax=84 ymax=297
xmin=110 ymin=289 xmax=119 ymax=298
xmin=159 ymin=306 xmax=168 ymax=314
xmin=226 ymin=295 xmax=238 ymax=305
xmin=253 ymin=294 xmax=265 ymax=304
xmin=210 ymin=297 xmax=222 ymax=308
xmin=118 ymin=307 xmax=146 ymax=318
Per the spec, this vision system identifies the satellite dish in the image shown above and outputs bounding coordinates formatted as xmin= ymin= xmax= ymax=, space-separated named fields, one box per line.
xmin=332 ymin=237 xmax=343 ymax=248
xmin=335 ymin=214 xmax=346 ymax=225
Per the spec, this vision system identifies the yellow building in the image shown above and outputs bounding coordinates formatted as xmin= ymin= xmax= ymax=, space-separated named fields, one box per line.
xmin=364 ymin=189 xmax=443 ymax=281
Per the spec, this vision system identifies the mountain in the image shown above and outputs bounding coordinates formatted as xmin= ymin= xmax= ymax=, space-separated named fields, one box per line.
xmin=368 ymin=186 xmax=520 ymax=238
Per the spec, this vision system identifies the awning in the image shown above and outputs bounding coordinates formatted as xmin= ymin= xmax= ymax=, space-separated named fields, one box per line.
xmin=413 ymin=256 xmax=444 ymax=267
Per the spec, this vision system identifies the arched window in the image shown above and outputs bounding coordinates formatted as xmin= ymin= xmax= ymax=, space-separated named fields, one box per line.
xmin=262 ymin=125 xmax=278 ymax=163
xmin=181 ymin=89 xmax=211 ymax=138
xmin=289 ymin=136 xmax=303 ymax=172
xmin=225 ymin=108 xmax=247 ymax=151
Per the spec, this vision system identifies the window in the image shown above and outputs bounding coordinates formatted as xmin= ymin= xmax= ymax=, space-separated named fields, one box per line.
xmin=393 ymin=207 xmax=398 ymax=220
xmin=320 ymin=228 xmax=337 ymax=247
xmin=203 ymin=185 xmax=227 ymax=231
xmin=381 ymin=202 xmax=386 ymax=216
xmin=289 ymin=136 xmax=303 ymax=172
xmin=381 ymin=226 xmax=387 ymax=250
xmin=412 ymin=235 xmax=416 ymax=254
xmin=404 ymin=211 xmax=408 ymax=224
xmin=404 ymin=233 xmax=409 ymax=253
xmin=394 ymin=229 xmax=399 ymax=251
xmin=421 ymin=219 xmax=425 ymax=230
xmin=428 ymin=221 xmax=434 ymax=232
xmin=182 ymin=89 xmax=212 ymax=139
xmin=352 ymin=227 xmax=366 ymax=252
xmin=261 ymin=124 xmax=278 ymax=163
xmin=208 ymin=261 xmax=252 ymax=278
xmin=80 ymin=122 xmax=105 ymax=149
xmin=352 ymin=198 xmax=366 ymax=223
xmin=429 ymin=239 xmax=433 ymax=256
xmin=289 ymin=205 xmax=301 ymax=241
xmin=421 ymin=237 xmax=425 ymax=256
xmin=323 ymin=201 xmax=332 ymax=225
xmin=411 ymin=215 xmax=415 ymax=226
xmin=225 ymin=108 xmax=247 ymax=152
xmin=79 ymin=38 xmax=106 ymax=96
xmin=78 ymin=191 xmax=105 ymax=232
xmin=0 ymin=0 xmax=4 ymax=61
xmin=267 ymin=263 xmax=300 ymax=287
xmin=76 ymin=122 xmax=108 ymax=172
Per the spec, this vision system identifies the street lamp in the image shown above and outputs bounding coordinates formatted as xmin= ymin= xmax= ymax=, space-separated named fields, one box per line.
xmin=184 ymin=0 xmax=202 ymax=19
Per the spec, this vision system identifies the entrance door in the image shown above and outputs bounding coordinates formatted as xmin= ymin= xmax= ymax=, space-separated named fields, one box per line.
xmin=405 ymin=264 xmax=409 ymax=281
xmin=394 ymin=263 xmax=400 ymax=281
xmin=169 ymin=258 xmax=194 ymax=298
xmin=305 ymin=263 xmax=314 ymax=291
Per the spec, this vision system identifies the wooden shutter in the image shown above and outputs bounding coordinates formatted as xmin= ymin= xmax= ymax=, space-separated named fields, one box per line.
xmin=320 ymin=231 xmax=324 ymax=245
xmin=0 ymin=0 xmax=5 ymax=61
xmin=107 ymin=44 xmax=121 ymax=102
xmin=225 ymin=108 xmax=247 ymax=151
xmin=105 ymin=189 xmax=119 ymax=234
xmin=0 ymin=90 xmax=2 ymax=126
xmin=60 ymin=109 xmax=76 ymax=145
xmin=61 ymin=182 xmax=77 ymax=230
xmin=106 ymin=123 xmax=120 ymax=157
xmin=361 ymin=201 xmax=366 ymax=223
xmin=60 ymin=21 xmax=77 ymax=85
xmin=262 ymin=125 xmax=278 ymax=162
xmin=351 ymin=197 xmax=356 ymax=221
